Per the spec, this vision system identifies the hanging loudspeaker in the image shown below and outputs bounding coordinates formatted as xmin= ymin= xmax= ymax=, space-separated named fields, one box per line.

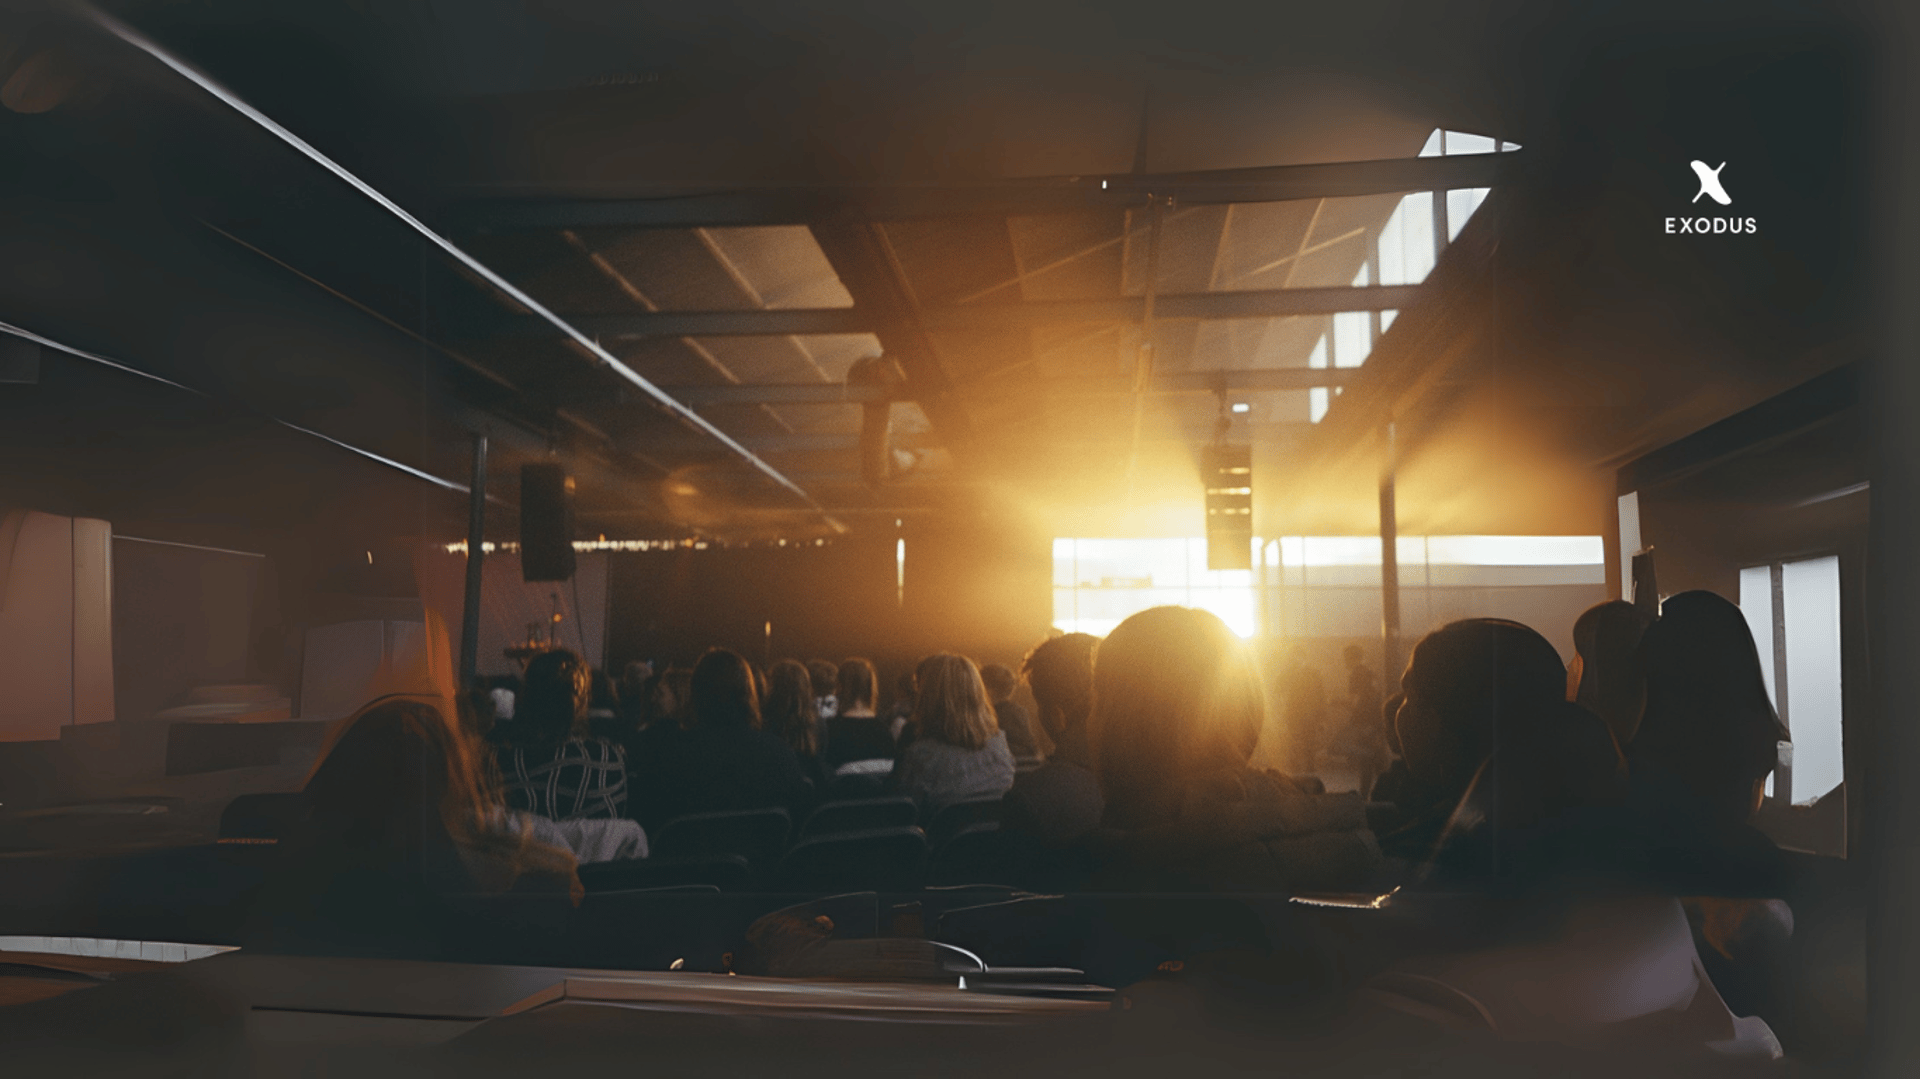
xmin=520 ymin=463 xmax=577 ymax=582
xmin=1203 ymin=445 xmax=1253 ymax=571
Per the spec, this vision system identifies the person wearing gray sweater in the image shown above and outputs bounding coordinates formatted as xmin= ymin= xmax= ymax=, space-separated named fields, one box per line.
xmin=892 ymin=653 xmax=1016 ymax=814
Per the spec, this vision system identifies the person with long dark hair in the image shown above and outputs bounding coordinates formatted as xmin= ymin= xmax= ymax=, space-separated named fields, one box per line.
xmin=629 ymin=648 xmax=810 ymax=830
xmin=255 ymin=696 xmax=580 ymax=959
xmin=1351 ymin=617 xmax=1779 ymax=1058
xmin=494 ymin=649 xmax=628 ymax=821
xmin=1631 ymin=591 xmax=1789 ymax=839
xmin=764 ymin=658 xmax=827 ymax=789
xmin=1386 ymin=618 xmax=1627 ymax=884
xmin=1628 ymin=591 xmax=1799 ymax=1037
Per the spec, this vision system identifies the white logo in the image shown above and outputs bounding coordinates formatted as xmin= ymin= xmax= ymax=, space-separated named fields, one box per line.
xmin=1666 ymin=159 xmax=1754 ymax=234
xmin=1690 ymin=160 xmax=1732 ymax=205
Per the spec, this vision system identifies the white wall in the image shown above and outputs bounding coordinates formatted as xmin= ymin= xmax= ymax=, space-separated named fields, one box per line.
xmin=0 ymin=511 xmax=114 ymax=741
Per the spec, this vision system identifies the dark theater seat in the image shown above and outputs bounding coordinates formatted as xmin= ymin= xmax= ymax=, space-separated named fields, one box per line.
xmin=928 ymin=822 xmax=1012 ymax=888
xmin=927 ymin=797 xmax=1003 ymax=848
xmin=218 ymin=792 xmax=310 ymax=841
xmin=577 ymin=854 xmax=754 ymax=894
xmin=771 ymin=827 xmax=929 ymax=895
xmin=652 ymin=808 xmax=792 ymax=868
xmin=799 ymin=797 xmax=918 ymax=839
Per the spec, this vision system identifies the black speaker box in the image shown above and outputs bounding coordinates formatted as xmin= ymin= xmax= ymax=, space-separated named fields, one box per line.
xmin=520 ymin=463 xmax=577 ymax=582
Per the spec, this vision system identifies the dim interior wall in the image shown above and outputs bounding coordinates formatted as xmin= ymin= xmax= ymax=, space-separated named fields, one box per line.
xmin=605 ymin=531 xmax=1050 ymax=695
xmin=0 ymin=511 xmax=113 ymax=741
xmin=110 ymin=537 xmax=265 ymax=723
xmin=416 ymin=549 xmax=611 ymax=676
xmin=609 ymin=540 xmax=899 ymax=672
xmin=300 ymin=619 xmax=427 ymax=723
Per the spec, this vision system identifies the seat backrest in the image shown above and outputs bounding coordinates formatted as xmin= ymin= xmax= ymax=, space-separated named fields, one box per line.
xmin=800 ymin=797 xmax=919 ymax=839
xmin=653 ymin=807 xmax=792 ymax=865
xmin=928 ymin=822 xmax=1016 ymax=887
xmin=772 ymin=826 xmax=929 ymax=895
xmin=566 ymin=885 xmax=747 ymax=972
xmin=218 ymin=791 xmax=310 ymax=840
xmin=578 ymin=853 xmax=755 ymax=893
xmin=927 ymin=797 xmax=1003 ymax=847
xmin=829 ymin=772 xmax=890 ymax=799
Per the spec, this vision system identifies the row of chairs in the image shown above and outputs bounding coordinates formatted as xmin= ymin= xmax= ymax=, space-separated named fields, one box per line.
xmin=653 ymin=797 xmax=1002 ymax=863
xmin=218 ymin=792 xmax=1013 ymax=896
xmin=581 ymin=822 xmax=1009 ymax=894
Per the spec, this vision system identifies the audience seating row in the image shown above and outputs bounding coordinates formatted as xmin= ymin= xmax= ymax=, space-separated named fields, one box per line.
xmin=213 ymin=792 xmax=1014 ymax=898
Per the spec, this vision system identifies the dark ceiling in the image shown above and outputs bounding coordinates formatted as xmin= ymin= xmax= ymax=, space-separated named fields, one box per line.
xmin=0 ymin=0 xmax=1874 ymax=551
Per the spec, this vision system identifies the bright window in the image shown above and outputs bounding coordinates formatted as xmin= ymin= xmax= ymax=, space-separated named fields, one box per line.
xmin=1053 ymin=537 xmax=1257 ymax=638
xmin=1739 ymin=556 xmax=1845 ymax=805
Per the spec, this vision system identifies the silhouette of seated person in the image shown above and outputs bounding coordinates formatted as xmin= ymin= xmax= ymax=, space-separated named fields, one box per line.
xmin=890 ymin=653 xmax=1017 ymax=814
xmin=1002 ymin=632 xmax=1105 ymax=851
xmin=1627 ymin=590 xmax=1798 ymax=1039
xmin=978 ymin=662 xmax=1041 ymax=762
xmin=254 ymin=696 xmax=580 ymax=959
xmin=763 ymin=658 xmax=828 ymax=790
xmin=1626 ymin=591 xmax=1793 ymax=893
xmin=1571 ymin=600 xmax=1655 ymax=751
xmin=820 ymin=656 xmax=894 ymax=773
xmin=494 ymin=648 xmax=629 ymax=821
xmin=1355 ymin=618 xmax=1780 ymax=1059
xmin=1380 ymin=619 xmax=1628 ymax=885
xmin=629 ymin=647 xmax=810 ymax=832
xmin=1085 ymin=606 xmax=1379 ymax=896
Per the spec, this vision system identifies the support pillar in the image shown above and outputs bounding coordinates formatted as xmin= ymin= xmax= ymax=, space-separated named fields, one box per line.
xmin=1379 ymin=422 xmax=1402 ymax=683
xmin=459 ymin=433 xmax=488 ymax=688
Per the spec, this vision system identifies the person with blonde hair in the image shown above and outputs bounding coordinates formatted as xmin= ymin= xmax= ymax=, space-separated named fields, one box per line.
xmin=892 ymin=653 xmax=1016 ymax=813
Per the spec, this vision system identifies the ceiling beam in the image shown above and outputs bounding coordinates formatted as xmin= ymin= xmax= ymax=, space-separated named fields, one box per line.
xmin=456 ymin=152 xmax=1519 ymax=231
xmin=734 ymin=430 xmax=941 ymax=453
xmin=808 ymin=219 xmax=976 ymax=448
xmin=923 ymin=285 xmax=1422 ymax=328
xmin=493 ymin=285 xmax=1421 ymax=339
xmin=657 ymin=366 xmax=1362 ymax=405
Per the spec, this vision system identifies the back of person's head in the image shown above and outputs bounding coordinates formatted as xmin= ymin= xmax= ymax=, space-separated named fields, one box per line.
xmin=690 ymin=648 xmax=761 ymax=730
xmin=979 ymin=663 xmax=1018 ymax=702
xmin=1089 ymin=607 xmax=1263 ymax=823
xmin=837 ymin=657 xmax=877 ymax=712
xmin=589 ymin=668 xmax=619 ymax=710
xmin=1572 ymin=600 xmax=1655 ymax=746
xmin=665 ymin=668 xmax=694 ymax=722
xmin=517 ymin=648 xmax=591 ymax=745
xmin=1397 ymin=619 xmax=1625 ymax=840
xmin=1632 ymin=590 xmax=1786 ymax=828
xmin=1022 ymin=632 xmax=1099 ymax=739
xmin=764 ymin=659 xmax=820 ymax=757
xmin=292 ymin=697 xmax=579 ymax=923
xmin=911 ymin=653 xmax=999 ymax=750
xmin=304 ymin=698 xmax=493 ymax=860
xmin=457 ymin=686 xmax=497 ymax=740
xmin=806 ymin=660 xmax=839 ymax=699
